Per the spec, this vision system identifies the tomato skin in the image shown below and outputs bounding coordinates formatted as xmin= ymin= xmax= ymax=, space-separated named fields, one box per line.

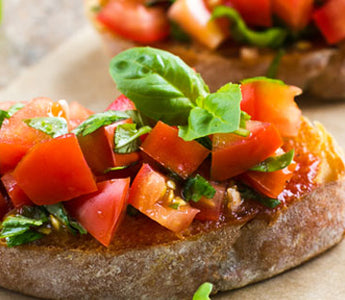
xmin=97 ymin=0 xmax=170 ymax=43
xmin=0 ymin=98 xmax=55 ymax=174
xmin=211 ymin=120 xmax=283 ymax=181
xmin=13 ymin=134 xmax=97 ymax=205
xmin=313 ymin=0 xmax=345 ymax=44
xmin=141 ymin=121 xmax=210 ymax=179
xmin=106 ymin=95 xmax=136 ymax=111
xmin=224 ymin=0 xmax=272 ymax=27
xmin=1 ymin=173 xmax=33 ymax=208
xmin=69 ymin=101 xmax=94 ymax=130
xmin=128 ymin=164 xmax=199 ymax=232
xmin=272 ymin=0 xmax=313 ymax=30
xmin=168 ymin=0 xmax=229 ymax=49
xmin=241 ymin=79 xmax=302 ymax=137
xmin=66 ymin=178 xmax=130 ymax=247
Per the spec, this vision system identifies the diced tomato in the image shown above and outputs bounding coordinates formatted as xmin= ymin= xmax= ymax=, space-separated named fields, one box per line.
xmin=313 ymin=0 xmax=345 ymax=44
xmin=106 ymin=94 xmax=136 ymax=111
xmin=211 ymin=120 xmax=283 ymax=181
xmin=0 ymin=193 xmax=8 ymax=220
xmin=141 ymin=121 xmax=209 ymax=179
xmin=78 ymin=119 xmax=140 ymax=175
xmin=0 ymin=98 xmax=58 ymax=174
xmin=0 ymin=101 xmax=26 ymax=111
xmin=128 ymin=164 xmax=199 ymax=232
xmin=97 ymin=0 xmax=170 ymax=43
xmin=13 ymin=133 xmax=97 ymax=205
xmin=241 ymin=153 xmax=297 ymax=198
xmin=191 ymin=181 xmax=226 ymax=221
xmin=168 ymin=0 xmax=229 ymax=49
xmin=69 ymin=101 xmax=94 ymax=130
xmin=66 ymin=178 xmax=130 ymax=247
xmin=241 ymin=78 xmax=302 ymax=137
xmin=224 ymin=0 xmax=272 ymax=27
xmin=1 ymin=173 xmax=33 ymax=208
xmin=272 ymin=0 xmax=313 ymax=30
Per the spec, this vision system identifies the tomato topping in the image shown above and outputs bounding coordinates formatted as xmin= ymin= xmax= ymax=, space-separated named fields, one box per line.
xmin=168 ymin=0 xmax=229 ymax=49
xmin=1 ymin=173 xmax=33 ymax=208
xmin=211 ymin=120 xmax=283 ymax=181
xmin=241 ymin=79 xmax=302 ymax=137
xmin=272 ymin=0 xmax=313 ymax=30
xmin=66 ymin=178 xmax=130 ymax=247
xmin=128 ymin=164 xmax=199 ymax=232
xmin=69 ymin=101 xmax=94 ymax=130
xmin=141 ymin=121 xmax=210 ymax=179
xmin=313 ymin=0 xmax=345 ymax=44
xmin=192 ymin=181 xmax=226 ymax=221
xmin=224 ymin=0 xmax=272 ymax=27
xmin=97 ymin=0 xmax=170 ymax=43
xmin=106 ymin=94 xmax=136 ymax=111
xmin=0 ymin=98 xmax=56 ymax=174
xmin=13 ymin=133 xmax=97 ymax=205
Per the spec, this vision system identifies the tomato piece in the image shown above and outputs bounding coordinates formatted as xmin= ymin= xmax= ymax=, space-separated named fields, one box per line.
xmin=66 ymin=178 xmax=130 ymax=247
xmin=128 ymin=164 xmax=199 ymax=232
xmin=241 ymin=78 xmax=302 ymax=137
xmin=191 ymin=181 xmax=226 ymax=221
xmin=0 ymin=101 xmax=27 ymax=111
xmin=272 ymin=0 xmax=313 ymax=30
xmin=241 ymin=153 xmax=297 ymax=198
xmin=106 ymin=94 xmax=136 ymax=111
xmin=224 ymin=0 xmax=272 ymax=27
xmin=211 ymin=120 xmax=283 ymax=181
xmin=97 ymin=0 xmax=170 ymax=43
xmin=13 ymin=133 xmax=97 ymax=205
xmin=168 ymin=0 xmax=229 ymax=49
xmin=69 ymin=101 xmax=94 ymax=130
xmin=141 ymin=121 xmax=209 ymax=179
xmin=313 ymin=0 xmax=345 ymax=44
xmin=1 ymin=173 xmax=33 ymax=208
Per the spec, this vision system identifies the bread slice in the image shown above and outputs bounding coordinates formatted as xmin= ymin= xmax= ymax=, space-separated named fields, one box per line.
xmin=85 ymin=0 xmax=345 ymax=100
xmin=0 ymin=117 xmax=344 ymax=299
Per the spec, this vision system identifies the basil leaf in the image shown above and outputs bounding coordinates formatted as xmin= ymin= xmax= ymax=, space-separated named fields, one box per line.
xmin=196 ymin=136 xmax=212 ymax=150
xmin=238 ymin=185 xmax=281 ymax=208
xmin=0 ymin=102 xmax=25 ymax=127
xmin=5 ymin=231 xmax=44 ymax=247
xmin=110 ymin=47 xmax=209 ymax=125
xmin=0 ymin=110 xmax=10 ymax=127
xmin=212 ymin=6 xmax=288 ymax=48
xmin=0 ymin=226 xmax=31 ymax=238
xmin=183 ymin=174 xmax=216 ymax=203
xmin=241 ymin=76 xmax=285 ymax=86
xmin=72 ymin=110 xmax=129 ymax=136
xmin=266 ymin=48 xmax=286 ymax=78
xmin=44 ymin=203 xmax=87 ymax=235
xmin=193 ymin=282 xmax=213 ymax=300
xmin=24 ymin=117 xmax=68 ymax=138
xmin=114 ymin=123 xmax=151 ymax=154
xmin=178 ymin=83 xmax=241 ymax=140
xmin=250 ymin=150 xmax=295 ymax=172
xmin=170 ymin=21 xmax=191 ymax=43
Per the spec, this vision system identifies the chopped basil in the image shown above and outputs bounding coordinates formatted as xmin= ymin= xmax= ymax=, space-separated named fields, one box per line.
xmin=5 ymin=231 xmax=44 ymax=247
xmin=238 ymin=185 xmax=281 ymax=208
xmin=72 ymin=110 xmax=129 ymax=136
xmin=114 ymin=123 xmax=152 ymax=154
xmin=24 ymin=117 xmax=68 ymax=138
xmin=212 ymin=6 xmax=288 ymax=48
xmin=250 ymin=150 xmax=295 ymax=172
xmin=0 ymin=102 xmax=25 ymax=127
xmin=241 ymin=76 xmax=285 ymax=86
xmin=183 ymin=174 xmax=216 ymax=203
xmin=192 ymin=282 xmax=213 ymax=300
xmin=196 ymin=136 xmax=212 ymax=150
xmin=266 ymin=48 xmax=286 ymax=78
xmin=0 ymin=110 xmax=10 ymax=127
xmin=170 ymin=21 xmax=191 ymax=43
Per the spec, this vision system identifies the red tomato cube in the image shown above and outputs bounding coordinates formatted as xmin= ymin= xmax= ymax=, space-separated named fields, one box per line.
xmin=2 ymin=173 xmax=33 ymax=208
xmin=106 ymin=94 xmax=136 ymax=111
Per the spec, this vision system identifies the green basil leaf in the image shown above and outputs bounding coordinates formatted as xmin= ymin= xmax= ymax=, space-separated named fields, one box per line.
xmin=192 ymin=282 xmax=213 ymax=300
xmin=1 ymin=215 xmax=45 ymax=228
xmin=183 ymin=174 xmax=216 ymax=203
xmin=0 ymin=110 xmax=10 ymax=127
xmin=195 ymin=136 xmax=212 ymax=150
xmin=241 ymin=76 xmax=285 ymax=86
xmin=5 ymin=231 xmax=44 ymax=247
xmin=170 ymin=21 xmax=191 ymax=43
xmin=250 ymin=150 xmax=295 ymax=172
xmin=44 ymin=203 xmax=87 ymax=235
xmin=7 ymin=103 xmax=25 ymax=116
xmin=178 ymin=83 xmax=241 ymax=140
xmin=238 ymin=185 xmax=281 ymax=208
xmin=110 ymin=47 xmax=209 ymax=125
xmin=266 ymin=48 xmax=286 ymax=78
xmin=212 ymin=6 xmax=288 ymax=48
xmin=24 ymin=117 xmax=68 ymax=138
xmin=114 ymin=123 xmax=152 ymax=154
xmin=0 ymin=226 xmax=30 ymax=238
xmin=72 ymin=110 xmax=129 ymax=136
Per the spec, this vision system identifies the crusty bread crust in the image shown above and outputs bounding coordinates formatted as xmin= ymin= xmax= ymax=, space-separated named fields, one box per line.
xmin=85 ymin=0 xmax=345 ymax=100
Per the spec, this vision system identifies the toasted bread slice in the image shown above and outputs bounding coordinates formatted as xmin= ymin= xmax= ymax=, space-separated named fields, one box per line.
xmin=0 ymin=118 xmax=344 ymax=299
